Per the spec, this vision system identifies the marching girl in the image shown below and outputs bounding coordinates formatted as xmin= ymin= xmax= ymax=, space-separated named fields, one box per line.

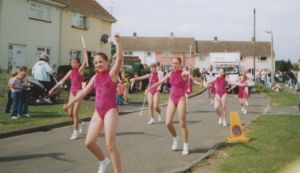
xmin=63 ymin=34 xmax=122 ymax=173
xmin=130 ymin=63 xmax=162 ymax=124
xmin=49 ymin=49 xmax=88 ymax=140
xmin=209 ymin=68 xmax=230 ymax=127
xmin=184 ymin=65 xmax=202 ymax=112
xmin=235 ymin=74 xmax=249 ymax=114
xmin=146 ymin=57 xmax=190 ymax=155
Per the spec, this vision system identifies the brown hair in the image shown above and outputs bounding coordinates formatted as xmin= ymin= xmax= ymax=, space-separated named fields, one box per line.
xmin=11 ymin=69 xmax=18 ymax=77
xmin=172 ymin=57 xmax=182 ymax=64
xmin=94 ymin=52 xmax=108 ymax=61
xmin=19 ymin=66 xmax=28 ymax=72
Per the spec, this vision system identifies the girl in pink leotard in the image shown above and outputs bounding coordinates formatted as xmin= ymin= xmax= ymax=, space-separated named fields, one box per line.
xmin=236 ymin=73 xmax=249 ymax=114
xmin=49 ymin=51 xmax=87 ymax=140
xmin=147 ymin=57 xmax=190 ymax=155
xmin=209 ymin=68 xmax=230 ymax=127
xmin=130 ymin=63 xmax=162 ymax=124
xmin=64 ymin=34 xmax=123 ymax=173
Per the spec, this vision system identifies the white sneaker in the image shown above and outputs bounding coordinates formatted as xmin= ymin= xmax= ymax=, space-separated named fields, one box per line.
xmin=245 ymin=100 xmax=249 ymax=106
xmin=98 ymin=157 xmax=111 ymax=173
xmin=157 ymin=114 xmax=162 ymax=122
xmin=23 ymin=114 xmax=31 ymax=118
xmin=222 ymin=120 xmax=227 ymax=127
xmin=211 ymin=100 xmax=214 ymax=104
xmin=243 ymin=109 xmax=247 ymax=114
xmin=218 ymin=117 xmax=222 ymax=125
xmin=172 ymin=136 xmax=179 ymax=151
xmin=70 ymin=130 xmax=80 ymax=140
xmin=182 ymin=143 xmax=189 ymax=155
xmin=147 ymin=118 xmax=154 ymax=125
xmin=11 ymin=116 xmax=18 ymax=120
xmin=79 ymin=122 xmax=87 ymax=134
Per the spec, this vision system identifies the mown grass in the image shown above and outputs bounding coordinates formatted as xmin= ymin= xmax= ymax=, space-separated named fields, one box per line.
xmin=218 ymin=115 xmax=300 ymax=173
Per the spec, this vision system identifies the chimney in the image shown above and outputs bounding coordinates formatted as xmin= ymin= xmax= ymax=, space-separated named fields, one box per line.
xmin=214 ymin=36 xmax=218 ymax=41
xmin=170 ymin=32 xmax=174 ymax=38
xmin=132 ymin=32 xmax=137 ymax=37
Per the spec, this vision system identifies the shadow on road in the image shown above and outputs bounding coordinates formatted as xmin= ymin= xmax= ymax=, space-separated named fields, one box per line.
xmin=0 ymin=152 xmax=75 ymax=163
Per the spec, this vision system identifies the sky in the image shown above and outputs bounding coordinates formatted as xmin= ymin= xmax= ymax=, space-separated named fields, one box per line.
xmin=97 ymin=0 xmax=300 ymax=62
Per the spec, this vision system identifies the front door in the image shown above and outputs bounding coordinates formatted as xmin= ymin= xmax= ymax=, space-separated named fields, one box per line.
xmin=9 ymin=44 xmax=27 ymax=69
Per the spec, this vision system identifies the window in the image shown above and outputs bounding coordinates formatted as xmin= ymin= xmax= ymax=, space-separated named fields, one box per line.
xmin=124 ymin=51 xmax=133 ymax=56
xmin=162 ymin=51 xmax=172 ymax=57
xmin=258 ymin=56 xmax=267 ymax=61
xmin=185 ymin=52 xmax=191 ymax=57
xmin=146 ymin=52 xmax=151 ymax=57
xmin=69 ymin=50 xmax=82 ymax=61
xmin=240 ymin=56 xmax=246 ymax=61
xmin=37 ymin=47 xmax=51 ymax=62
xmin=29 ymin=1 xmax=51 ymax=21
xmin=72 ymin=13 xmax=88 ymax=29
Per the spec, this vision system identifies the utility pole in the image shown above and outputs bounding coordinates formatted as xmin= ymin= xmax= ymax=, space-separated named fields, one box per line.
xmin=253 ymin=8 xmax=256 ymax=81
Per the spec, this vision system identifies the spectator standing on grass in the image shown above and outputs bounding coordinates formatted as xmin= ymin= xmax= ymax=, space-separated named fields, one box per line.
xmin=5 ymin=70 xmax=18 ymax=113
xmin=10 ymin=67 xmax=30 ymax=119
xmin=20 ymin=69 xmax=31 ymax=118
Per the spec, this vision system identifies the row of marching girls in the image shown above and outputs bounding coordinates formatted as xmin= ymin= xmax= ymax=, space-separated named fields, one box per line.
xmin=207 ymin=68 xmax=251 ymax=127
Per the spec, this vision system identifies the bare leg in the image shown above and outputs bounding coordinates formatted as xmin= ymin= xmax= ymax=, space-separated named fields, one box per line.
xmin=177 ymin=97 xmax=188 ymax=143
xmin=220 ymin=94 xmax=227 ymax=121
xmin=165 ymin=98 xmax=177 ymax=137
xmin=85 ymin=111 xmax=105 ymax=161
xmin=153 ymin=92 xmax=161 ymax=114
xmin=72 ymin=99 xmax=82 ymax=130
xmin=214 ymin=95 xmax=222 ymax=117
xmin=104 ymin=109 xmax=121 ymax=173
xmin=147 ymin=93 xmax=154 ymax=119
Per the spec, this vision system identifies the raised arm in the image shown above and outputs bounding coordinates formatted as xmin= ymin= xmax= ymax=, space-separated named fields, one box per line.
xmin=110 ymin=34 xmax=123 ymax=81
xmin=79 ymin=48 xmax=88 ymax=75
xmin=63 ymin=75 xmax=96 ymax=110
xmin=48 ymin=70 xmax=71 ymax=96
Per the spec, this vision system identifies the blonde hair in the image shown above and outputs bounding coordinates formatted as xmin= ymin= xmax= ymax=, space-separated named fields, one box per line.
xmin=11 ymin=69 xmax=18 ymax=77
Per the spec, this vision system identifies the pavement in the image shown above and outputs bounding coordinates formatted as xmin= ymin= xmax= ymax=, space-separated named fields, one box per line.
xmin=0 ymin=93 xmax=269 ymax=173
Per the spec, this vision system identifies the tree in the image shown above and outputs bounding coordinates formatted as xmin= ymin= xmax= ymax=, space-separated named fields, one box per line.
xmin=275 ymin=60 xmax=293 ymax=72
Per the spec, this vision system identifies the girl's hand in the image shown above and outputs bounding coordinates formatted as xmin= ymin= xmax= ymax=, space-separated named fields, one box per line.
xmin=63 ymin=103 xmax=71 ymax=111
xmin=130 ymin=78 xmax=135 ymax=83
xmin=145 ymin=88 xmax=149 ymax=94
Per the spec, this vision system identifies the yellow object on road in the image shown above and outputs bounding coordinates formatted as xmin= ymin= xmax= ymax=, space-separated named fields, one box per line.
xmin=227 ymin=112 xmax=249 ymax=143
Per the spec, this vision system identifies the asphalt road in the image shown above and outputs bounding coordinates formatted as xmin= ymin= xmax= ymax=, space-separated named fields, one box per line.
xmin=0 ymin=93 xmax=269 ymax=173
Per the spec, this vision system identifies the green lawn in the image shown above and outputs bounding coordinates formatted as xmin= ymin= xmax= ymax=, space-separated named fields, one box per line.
xmin=216 ymin=86 xmax=300 ymax=173
xmin=0 ymin=86 xmax=204 ymax=133
xmin=218 ymin=115 xmax=300 ymax=173
xmin=265 ymin=89 xmax=299 ymax=106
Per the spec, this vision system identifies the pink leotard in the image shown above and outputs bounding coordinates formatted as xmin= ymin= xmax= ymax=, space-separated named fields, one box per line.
xmin=210 ymin=81 xmax=216 ymax=95
xmin=70 ymin=69 xmax=83 ymax=96
xmin=169 ymin=70 xmax=186 ymax=106
xmin=238 ymin=76 xmax=248 ymax=99
xmin=185 ymin=77 xmax=193 ymax=94
xmin=215 ymin=76 xmax=227 ymax=97
xmin=149 ymin=72 xmax=159 ymax=95
xmin=94 ymin=69 xmax=118 ymax=119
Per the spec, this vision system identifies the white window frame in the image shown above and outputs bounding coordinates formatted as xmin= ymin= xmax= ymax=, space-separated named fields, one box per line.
xmin=69 ymin=50 xmax=82 ymax=62
xmin=37 ymin=47 xmax=51 ymax=62
xmin=162 ymin=51 xmax=172 ymax=57
xmin=257 ymin=56 xmax=267 ymax=61
xmin=72 ymin=13 xmax=88 ymax=29
xmin=124 ymin=51 xmax=133 ymax=56
xmin=29 ymin=1 xmax=51 ymax=22
xmin=240 ymin=56 xmax=246 ymax=61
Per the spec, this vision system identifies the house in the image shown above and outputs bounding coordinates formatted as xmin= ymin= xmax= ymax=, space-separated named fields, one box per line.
xmin=52 ymin=0 xmax=116 ymax=65
xmin=0 ymin=0 xmax=116 ymax=71
xmin=121 ymin=33 xmax=196 ymax=69
xmin=196 ymin=37 xmax=274 ymax=72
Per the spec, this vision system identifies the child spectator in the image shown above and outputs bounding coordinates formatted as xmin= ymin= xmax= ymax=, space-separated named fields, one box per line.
xmin=5 ymin=70 xmax=18 ymax=113
xmin=117 ymin=80 xmax=126 ymax=105
xmin=10 ymin=66 xmax=30 ymax=119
